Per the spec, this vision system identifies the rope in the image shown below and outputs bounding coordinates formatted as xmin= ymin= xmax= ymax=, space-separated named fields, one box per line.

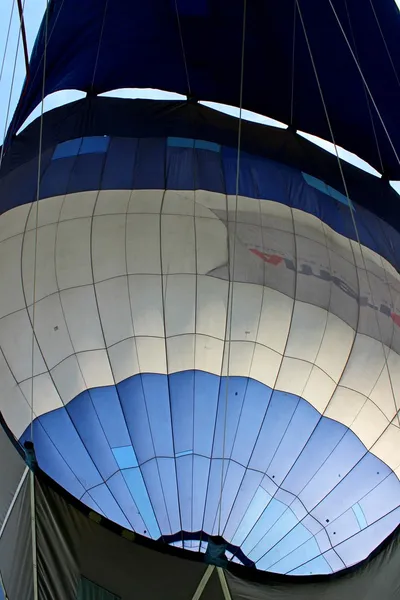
xmin=327 ymin=0 xmax=400 ymax=169
xmin=29 ymin=2 xmax=50 ymax=597
xmin=0 ymin=0 xmax=16 ymax=84
xmin=90 ymin=0 xmax=109 ymax=92
xmin=174 ymin=0 xmax=192 ymax=96
xmin=0 ymin=0 xmax=26 ymax=169
xmin=343 ymin=0 xmax=384 ymax=175
xmin=16 ymin=0 xmax=30 ymax=77
xmin=297 ymin=0 xmax=400 ymax=449
xmin=368 ymin=0 xmax=400 ymax=90
xmin=290 ymin=0 xmax=297 ymax=126
xmin=218 ymin=0 xmax=247 ymax=536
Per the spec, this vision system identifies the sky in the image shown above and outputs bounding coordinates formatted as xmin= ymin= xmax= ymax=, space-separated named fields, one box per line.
xmin=0 ymin=0 xmax=399 ymax=195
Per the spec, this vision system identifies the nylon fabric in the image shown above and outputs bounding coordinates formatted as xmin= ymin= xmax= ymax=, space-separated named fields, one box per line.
xmin=7 ymin=1 xmax=400 ymax=179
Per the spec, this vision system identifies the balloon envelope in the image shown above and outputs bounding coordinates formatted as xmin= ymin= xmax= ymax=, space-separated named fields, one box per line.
xmin=0 ymin=100 xmax=399 ymax=576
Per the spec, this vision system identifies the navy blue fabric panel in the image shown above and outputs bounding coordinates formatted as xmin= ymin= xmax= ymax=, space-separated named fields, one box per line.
xmin=39 ymin=155 xmax=76 ymax=199
xmin=80 ymin=136 xmax=110 ymax=154
xmin=132 ymin=138 xmax=165 ymax=189
xmin=0 ymin=152 xmax=52 ymax=214
xmin=166 ymin=145 xmax=195 ymax=190
xmin=66 ymin=154 xmax=107 ymax=194
xmin=101 ymin=137 xmax=138 ymax=190
xmin=195 ymin=148 xmax=225 ymax=194
xmin=9 ymin=0 xmax=400 ymax=178
xmin=53 ymin=138 xmax=82 ymax=159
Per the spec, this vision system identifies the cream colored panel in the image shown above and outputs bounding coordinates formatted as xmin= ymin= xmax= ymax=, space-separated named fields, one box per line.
xmin=260 ymin=200 xmax=293 ymax=233
xmin=59 ymin=191 xmax=97 ymax=221
xmin=351 ymin=241 xmax=388 ymax=280
xmin=162 ymin=190 xmax=194 ymax=216
xmin=222 ymin=340 xmax=255 ymax=378
xmin=96 ymin=277 xmax=133 ymax=347
xmin=286 ymin=302 xmax=327 ymax=363
xmin=94 ymin=190 xmax=131 ymax=215
xmin=161 ymin=215 xmax=195 ymax=274
xmin=340 ymin=335 xmax=386 ymax=397
xmin=369 ymin=350 xmax=400 ymax=421
xmin=295 ymin=237 xmax=331 ymax=309
xmin=56 ymin=218 xmax=93 ymax=289
xmin=302 ymin=366 xmax=337 ymax=414
xmin=128 ymin=189 xmax=164 ymax=214
xmin=136 ymin=337 xmax=167 ymax=375
xmin=107 ymin=337 xmax=139 ymax=383
xmin=235 ymin=196 xmax=261 ymax=226
xmin=325 ymin=387 xmax=367 ymax=427
xmin=92 ymin=214 xmax=126 ymax=282
xmin=196 ymin=190 xmax=226 ymax=214
xmin=371 ymin=424 xmax=400 ymax=471
xmin=328 ymin=250 xmax=359 ymax=329
xmin=257 ymin=288 xmax=293 ymax=354
xmin=275 ymin=357 xmax=313 ymax=397
xmin=293 ymin=208 xmax=327 ymax=245
xmin=108 ymin=336 xmax=166 ymax=383
xmin=194 ymin=192 xmax=220 ymax=219
xmin=51 ymin=355 xmax=86 ymax=403
xmin=60 ymin=285 xmax=104 ymax=352
xmin=167 ymin=334 xmax=195 ymax=372
xmin=28 ymin=293 xmax=74 ymax=370
xmin=196 ymin=215 xmax=228 ymax=275
xmin=357 ymin=269 xmax=394 ymax=345
xmin=22 ymin=224 xmax=58 ymax=304
xmin=352 ymin=400 xmax=389 ymax=449
xmin=249 ymin=344 xmax=282 ymax=388
xmin=77 ymin=349 xmax=114 ymax=389
xmin=128 ymin=275 xmax=164 ymax=337
xmin=164 ymin=274 xmax=195 ymax=337
xmin=196 ymin=276 xmax=228 ymax=340
xmin=231 ymin=282 xmax=263 ymax=342
xmin=0 ymin=235 xmax=25 ymax=317
xmin=315 ymin=313 xmax=355 ymax=383
xmin=0 ymin=203 xmax=30 ymax=242
xmin=0 ymin=310 xmax=46 ymax=381
xmin=194 ymin=334 xmax=224 ymax=375
xmin=19 ymin=372 xmax=63 ymax=416
xmin=0 ymin=351 xmax=31 ymax=437
xmin=324 ymin=225 xmax=353 ymax=263
xmin=126 ymin=213 xmax=160 ymax=274
xmin=26 ymin=196 xmax=63 ymax=230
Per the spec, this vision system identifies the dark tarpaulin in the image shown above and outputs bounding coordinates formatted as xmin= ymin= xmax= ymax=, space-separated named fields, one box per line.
xmin=8 ymin=0 xmax=400 ymax=178
xmin=32 ymin=469 xmax=400 ymax=600
xmin=0 ymin=474 xmax=32 ymax=600
xmin=0 ymin=417 xmax=26 ymax=529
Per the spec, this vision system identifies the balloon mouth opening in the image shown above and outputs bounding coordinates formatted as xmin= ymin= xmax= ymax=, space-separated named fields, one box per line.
xmin=161 ymin=531 xmax=255 ymax=568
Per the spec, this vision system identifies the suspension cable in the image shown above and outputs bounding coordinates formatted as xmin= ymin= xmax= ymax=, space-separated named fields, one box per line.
xmin=327 ymin=0 xmax=400 ymax=169
xmin=16 ymin=0 xmax=30 ymax=78
xmin=0 ymin=0 xmax=16 ymax=85
xmin=297 ymin=0 xmax=400 ymax=444
xmin=0 ymin=0 xmax=26 ymax=169
xmin=29 ymin=1 xmax=50 ymax=598
xmin=218 ymin=0 xmax=247 ymax=536
xmin=174 ymin=0 xmax=192 ymax=97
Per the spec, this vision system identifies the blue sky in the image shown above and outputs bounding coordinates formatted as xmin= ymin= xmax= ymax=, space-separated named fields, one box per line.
xmin=0 ymin=0 xmax=399 ymax=190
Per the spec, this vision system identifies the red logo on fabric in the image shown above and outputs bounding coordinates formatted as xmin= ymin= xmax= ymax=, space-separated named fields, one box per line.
xmin=250 ymin=249 xmax=283 ymax=265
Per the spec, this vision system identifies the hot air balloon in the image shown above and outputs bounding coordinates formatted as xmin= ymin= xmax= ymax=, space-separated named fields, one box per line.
xmin=0 ymin=1 xmax=399 ymax=599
